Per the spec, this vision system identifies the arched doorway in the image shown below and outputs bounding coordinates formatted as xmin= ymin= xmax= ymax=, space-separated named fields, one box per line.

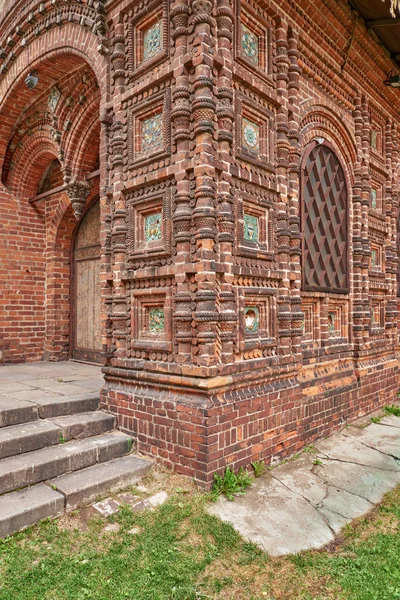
xmin=72 ymin=199 xmax=102 ymax=364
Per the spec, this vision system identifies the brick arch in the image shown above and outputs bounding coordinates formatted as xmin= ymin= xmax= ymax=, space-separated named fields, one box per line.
xmin=0 ymin=22 xmax=108 ymax=174
xmin=63 ymin=98 xmax=101 ymax=178
xmin=300 ymin=104 xmax=357 ymax=185
xmin=7 ymin=132 xmax=61 ymax=198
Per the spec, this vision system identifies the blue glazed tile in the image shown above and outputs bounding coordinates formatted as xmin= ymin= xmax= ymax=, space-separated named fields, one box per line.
xmin=328 ymin=312 xmax=335 ymax=332
xmin=241 ymin=23 xmax=259 ymax=66
xmin=242 ymin=118 xmax=260 ymax=153
xmin=371 ymin=188 xmax=377 ymax=209
xmin=149 ymin=307 xmax=165 ymax=333
xmin=245 ymin=306 xmax=259 ymax=333
xmin=145 ymin=212 xmax=162 ymax=242
xmin=143 ymin=20 xmax=162 ymax=62
xmin=244 ymin=213 xmax=259 ymax=242
xmin=141 ymin=113 xmax=163 ymax=154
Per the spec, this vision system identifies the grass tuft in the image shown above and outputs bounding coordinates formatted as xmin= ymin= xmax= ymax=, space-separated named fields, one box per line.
xmin=384 ymin=404 xmax=400 ymax=417
xmin=210 ymin=466 xmax=253 ymax=502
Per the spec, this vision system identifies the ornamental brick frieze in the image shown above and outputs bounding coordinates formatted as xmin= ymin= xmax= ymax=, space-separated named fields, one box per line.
xmin=121 ymin=81 xmax=172 ymax=176
xmin=0 ymin=0 xmax=108 ymax=77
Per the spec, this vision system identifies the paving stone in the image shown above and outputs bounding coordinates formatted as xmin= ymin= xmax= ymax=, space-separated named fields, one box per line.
xmin=103 ymin=523 xmax=121 ymax=533
xmin=209 ymin=420 xmax=400 ymax=556
xmin=380 ymin=415 xmax=400 ymax=429
xmin=0 ymin=382 xmax=36 ymax=394
xmin=318 ymin=507 xmax=350 ymax=534
xmin=270 ymin=456 xmax=327 ymax=505
xmin=0 ymin=397 xmax=38 ymax=428
xmin=317 ymin=433 xmax=400 ymax=471
xmin=345 ymin=423 xmax=400 ymax=459
xmin=50 ymin=411 xmax=115 ymax=441
xmin=35 ymin=393 xmax=99 ymax=418
xmin=0 ymin=434 xmax=132 ymax=495
xmin=93 ymin=498 xmax=121 ymax=517
xmin=209 ymin=476 xmax=334 ymax=556
xmin=128 ymin=526 xmax=141 ymax=535
xmin=0 ymin=419 xmax=61 ymax=459
xmin=49 ymin=455 xmax=152 ymax=510
xmin=146 ymin=491 xmax=168 ymax=508
xmin=0 ymin=484 xmax=64 ymax=538
xmin=313 ymin=460 xmax=400 ymax=504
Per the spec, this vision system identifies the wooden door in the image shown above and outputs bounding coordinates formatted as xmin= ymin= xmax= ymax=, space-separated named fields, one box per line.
xmin=72 ymin=200 xmax=102 ymax=364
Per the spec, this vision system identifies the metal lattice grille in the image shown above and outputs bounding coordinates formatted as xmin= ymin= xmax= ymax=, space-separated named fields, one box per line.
xmin=301 ymin=144 xmax=349 ymax=293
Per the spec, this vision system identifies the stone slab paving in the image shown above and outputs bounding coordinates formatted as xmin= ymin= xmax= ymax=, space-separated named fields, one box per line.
xmin=0 ymin=361 xmax=103 ymax=403
xmin=209 ymin=416 xmax=400 ymax=556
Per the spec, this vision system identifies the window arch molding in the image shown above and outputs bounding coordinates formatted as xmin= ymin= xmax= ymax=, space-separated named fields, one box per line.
xmin=300 ymin=139 xmax=350 ymax=295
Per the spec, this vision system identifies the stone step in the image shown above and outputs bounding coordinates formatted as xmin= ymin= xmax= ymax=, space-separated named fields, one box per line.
xmin=0 ymin=433 xmax=133 ymax=495
xmin=0 ymin=420 xmax=61 ymax=460
xmin=0 ymin=484 xmax=64 ymax=539
xmin=50 ymin=411 xmax=115 ymax=441
xmin=36 ymin=393 xmax=100 ymax=418
xmin=0 ymin=397 xmax=38 ymax=428
xmin=49 ymin=454 xmax=152 ymax=510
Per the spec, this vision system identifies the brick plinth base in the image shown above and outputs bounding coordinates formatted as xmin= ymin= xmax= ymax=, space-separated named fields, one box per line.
xmin=101 ymin=357 xmax=399 ymax=486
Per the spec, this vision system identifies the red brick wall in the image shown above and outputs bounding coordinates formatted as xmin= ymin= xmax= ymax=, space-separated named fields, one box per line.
xmin=101 ymin=357 xmax=399 ymax=485
xmin=0 ymin=185 xmax=46 ymax=363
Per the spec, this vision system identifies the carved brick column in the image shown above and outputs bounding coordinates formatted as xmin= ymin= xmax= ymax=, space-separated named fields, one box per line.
xmin=215 ymin=0 xmax=236 ymax=362
xmin=351 ymin=96 xmax=365 ymax=357
xmin=360 ymin=95 xmax=372 ymax=350
xmin=287 ymin=28 xmax=303 ymax=361
xmin=171 ymin=0 xmax=193 ymax=364
xmin=109 ymin=116 xmax=128 ymax=360
xmin=191 ymin=0 xmax=218 ymax=367
xmin=385 ymin=120 xmax=397 ymax=342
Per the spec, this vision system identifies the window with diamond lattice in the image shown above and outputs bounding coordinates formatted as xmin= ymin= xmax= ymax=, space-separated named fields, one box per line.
xmin=301 ymin=142 xmax=349 ymax=294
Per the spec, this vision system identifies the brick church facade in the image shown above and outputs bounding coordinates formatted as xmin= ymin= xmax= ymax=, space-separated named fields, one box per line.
xmin=0 ymin=0 xmax=399 ymax=484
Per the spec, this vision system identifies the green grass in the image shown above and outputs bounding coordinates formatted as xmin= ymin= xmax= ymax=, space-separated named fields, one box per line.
xmin=385 ymin=404 xmax=400 ymax=417
xmin=1 ymin=481 xmax=400 ymax=600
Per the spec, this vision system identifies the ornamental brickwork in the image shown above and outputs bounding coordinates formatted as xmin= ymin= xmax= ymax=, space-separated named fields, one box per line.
xmin=0 ymin=0 xmax=399 ymax=484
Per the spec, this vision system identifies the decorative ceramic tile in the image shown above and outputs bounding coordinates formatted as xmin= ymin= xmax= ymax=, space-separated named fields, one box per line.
xmin=371 ymin=188 xmax=377 ymax=209
xmin=371 ymin=129 xmax=378 ymax=150
xmin=141 ymin=113 xmax=163 ymax=154
xmin=327 ymin=312 xmax=335 ymax=332
xmin=245 ymin=306 xmax=259 ymax=333
xmin=244 ymin=213 xmax=259 ymax=242
xmin=149 ymin=307 xmax=165 ymax=333
xmin=48 ymin=87 xmax=61 ymax=112
xmin=143 ymin=20 xmax=162 ymax=62
xmin=242 ymin=118 xmax=260 ymax=153
xmin=145 ymin=212 xmax=162 ymax=242
xmin=371 ymin=249 xmax=377 ymax=268
xmin=241 ymin=23 xmax=259 ymax=66
xmin=371 ymin=305 xmax=380 ymax=326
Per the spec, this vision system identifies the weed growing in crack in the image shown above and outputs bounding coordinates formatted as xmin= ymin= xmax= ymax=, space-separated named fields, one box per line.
xmin=210 ymin=466 xmax=253 ymax=501
xmin=251 ymin=460 xmax=266 ymax=478
xmin=371 ymin=416 xmax=383 ymax=424
xmin=385 ymin=404 xmax=400 ymax=417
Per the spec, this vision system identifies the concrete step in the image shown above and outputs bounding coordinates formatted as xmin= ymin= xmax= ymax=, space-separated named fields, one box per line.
xmin=0 ymin=420 xmax=61 ymax=460
xmin=0 ymin=397 xmax=38 ymax=428
xmin=0 ymin=483 xmax=64 ymax=539
xmin=49 ymin=455 xmax=152 ymax=510
xmin=36 ymin=393 xmax=100 ymax=418
xmin=0 ymin=433 xmax=133 ymax=495
xmin=50 ymin=411 xmax=115 ymax=441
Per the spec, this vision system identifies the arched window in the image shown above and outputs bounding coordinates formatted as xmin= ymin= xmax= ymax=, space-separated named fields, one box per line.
xmin=301 ymin=141 xmax=349 ymax=294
